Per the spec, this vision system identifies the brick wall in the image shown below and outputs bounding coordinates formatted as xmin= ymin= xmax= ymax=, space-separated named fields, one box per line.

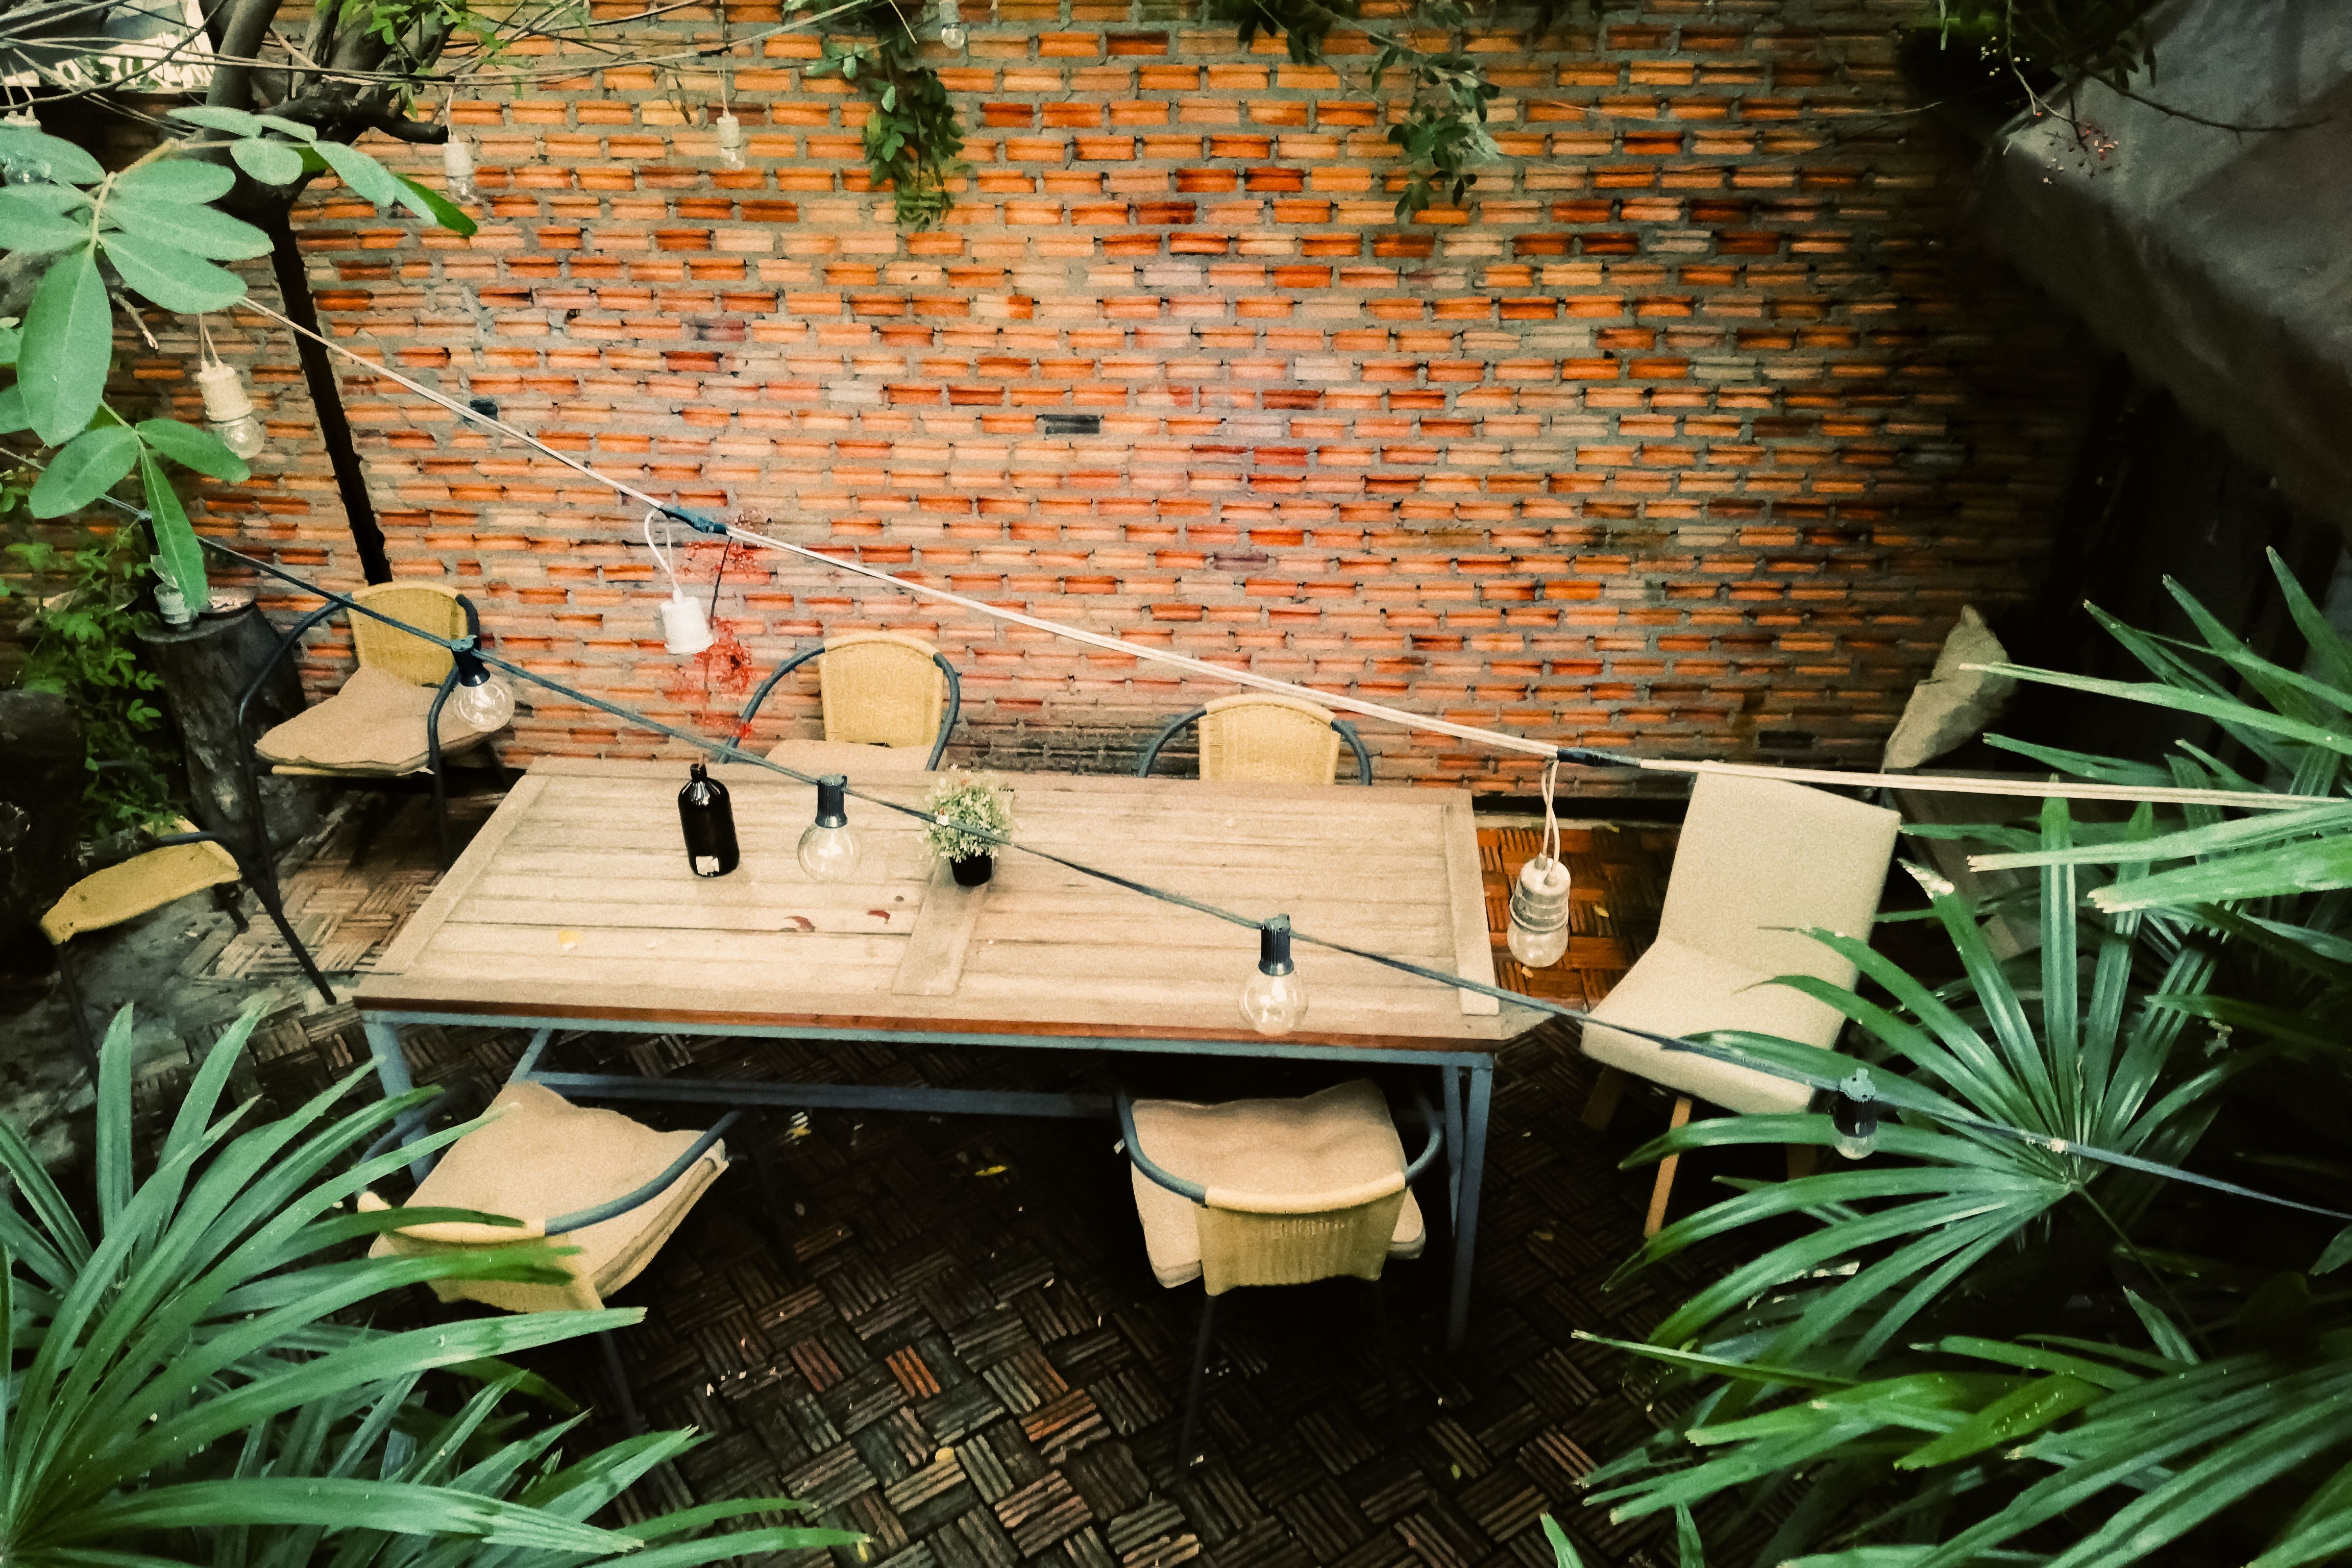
xmin=175 ymin=0 xmax=2099 ymax=794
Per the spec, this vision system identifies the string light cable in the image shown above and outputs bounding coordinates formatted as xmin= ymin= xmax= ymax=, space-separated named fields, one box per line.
xmin=215 ymin=296 xmax=2344 ymax=816
xmin=12 ymin=430 xmax=2344 ymax=1233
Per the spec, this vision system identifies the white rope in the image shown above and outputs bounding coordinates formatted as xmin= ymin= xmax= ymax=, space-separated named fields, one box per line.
xmin=229 ymin=298 xmax=2345 ymax=814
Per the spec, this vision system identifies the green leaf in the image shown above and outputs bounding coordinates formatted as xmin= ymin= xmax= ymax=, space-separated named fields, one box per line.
xmin=313 ymin=139 xmax=402 ymax=207
xmin=0 ymin=385 xmax=29 ymax=434
xmin=0 ymin=322 xmax=18 ymax=364
xmin=0 ymin=125 xmax=105 ymax=184
xmin=1896 ymin=1374 xmax=2105 ymax=1469
xmin=1539 ymin=1518 xmax=1585 ymax=1568
xmin=137 ymin=417 xmax=249 ymax=481
xmin=21 ymin=246 xmax=110 ymax=444
xmin=2124 ymin=1288 xmax=2198 ymax=1364
xmin=393 ymin=173 xmax=478 ymax=237
xmin=54 ymin=1478 xmax=641 ymax=1550
xmin=99 ymin=231 xmax=247 ymax=313
xmin=104 ymin=191 xmax=273 ymax=259
xmin=252 ymin=113 xmax=318 ymax=142
xmin=136 ymin=449 xmax=207 ymax=605
xmin=2316 ymin=1224 xmax=2352 ymax=1276
xmin=28 ymin=425 xmax=139 ymax=517
xmin=231 ymin=136 xmax=307 ymax=185
xmin=114 ymin=158 xmax=236 ymax=205
xmin=0 ymin=188 xmax=91 ymax=254
xmin=167 ymin=104 xmax=268 ymax=136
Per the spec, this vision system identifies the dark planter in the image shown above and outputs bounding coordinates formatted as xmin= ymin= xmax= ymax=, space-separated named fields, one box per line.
xmin=951 ymin=854 xmax=993 ymax=887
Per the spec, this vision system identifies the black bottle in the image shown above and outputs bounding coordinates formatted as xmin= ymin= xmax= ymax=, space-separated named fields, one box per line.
xmin=678 ymin=762 xmax=739 ymax=877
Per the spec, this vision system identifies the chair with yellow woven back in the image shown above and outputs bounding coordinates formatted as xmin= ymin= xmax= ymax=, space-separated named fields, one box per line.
xmin=42 ymin=820 xmax=336 ymax=1075
xmin=237 ymin=582 xmax=511 ymax=883
xmin=1118 ymin=1080 xmax=1441 ymax=1465
xmin=734 ymin=630 xmax=962 ymax=775
xmin=1137 ymin=692 xmax=1375 ymax=786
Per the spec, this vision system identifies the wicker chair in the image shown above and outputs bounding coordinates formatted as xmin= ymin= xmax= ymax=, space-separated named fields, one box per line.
xmin=736 ymin=632 xmax=962 ymax=770
xmin=359 ymin=1032 xmax=758 ymax=1433
xmin=1136 ymin=693 xmax=1374 ymax=786
xmin=41 ymin=820 xmax=335 ymax=1075
xmin=1580 ymin=771 xmax=1901 ymax=1235
xmin=1118 ymin=1080 xmax=1441 ymax=1464
xmin=238 ymin=583 xmax=507 ymax=878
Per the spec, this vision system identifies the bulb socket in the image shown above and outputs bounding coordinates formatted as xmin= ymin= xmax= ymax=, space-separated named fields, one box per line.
xmin=1258 ymin=915 xmax=1295 ymax=976
xmin=195 ymin=360 xmax=255 ymax=422
xmin=716 ymin=113 xmax=746 ymax=152
xmin=815 ymin=773 xmax=849 ymax=828
xmin=454 ymin=646 xmax=489 ymax=687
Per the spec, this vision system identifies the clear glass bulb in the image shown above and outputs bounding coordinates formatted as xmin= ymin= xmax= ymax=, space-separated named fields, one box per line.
xmin=798 ymin=823 xmax=861 ymax=881
xmin=1831 ymin=1072 xmax=1880 ymax=1161
xmin=1240 ymin=915 xmax=1307 ymax=1036
xmin=208 ymin=413 xmax=267 ymax=460
xmin=798 ymin=774 xmax=862 ymax=881
xmin=1506 ymin=854 xmax=1572 ymax=969
xmin=452 ymin=671 xmax=516 ymax=730
xmin=935 ymin=0 xmax=965 ymax=47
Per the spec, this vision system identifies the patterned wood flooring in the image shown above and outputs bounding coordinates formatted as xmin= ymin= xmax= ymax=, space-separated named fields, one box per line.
xmin=156 ymin=801 xmax=1752 ymax=1568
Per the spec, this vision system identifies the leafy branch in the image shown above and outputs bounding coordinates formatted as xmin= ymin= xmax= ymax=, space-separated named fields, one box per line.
xmin=799 ymin=0 xmax=968 ymax=229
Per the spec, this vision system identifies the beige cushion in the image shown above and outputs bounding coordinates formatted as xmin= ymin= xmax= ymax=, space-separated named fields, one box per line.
xmin=1582 ymin=939 xmax=1847 ymax=1114
xmin=369 ymin=1082 xmax=726 ymax=1313
xmin=1582 ymin=772 xmax=1901 ymax=1113
xmin=42 ymin=835 xmax=240 ymax=944
xmin=256 ymin=666 xmax=500 ymax=775
xmin=1883 ymin=606 xmax=2016 ymax=770
xmin=1128 ymin=1080 xmax=1425 ymax=1290
xmin=762 ymin=737 xmax=935 ymax=776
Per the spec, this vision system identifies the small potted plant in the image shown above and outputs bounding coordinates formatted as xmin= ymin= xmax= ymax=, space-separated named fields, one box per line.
xmin=922 ymin=769 xmax=1015 ymax=886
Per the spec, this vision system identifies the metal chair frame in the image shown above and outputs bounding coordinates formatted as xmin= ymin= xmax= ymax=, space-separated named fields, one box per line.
xmin=367 ymin=1031 xmax=769 ymax=1435
xmin=736 ymin=640 xmax=963 ymax=770
xmin=235 ymin=591 xmax=497 ymax=887
xmin=50 ymin=826 xmax=336 ymax=1076
xmin=1135 ymin=706 xmax=1375 ymax=786
xmin=1118 ymin=1088 xmax=1442 ymax=1465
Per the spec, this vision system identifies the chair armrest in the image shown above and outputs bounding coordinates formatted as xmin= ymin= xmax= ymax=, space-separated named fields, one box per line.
xmin=1135 ymin=708 xmax=1207 ymax=780
xmin=1403 ymin=1091 xmax=1442 ymax=1182
xmin=1115 ymin=1093 xmax=1207 ymax=1203
xmin=545 ymin=1111 xmax=742 ymax=1233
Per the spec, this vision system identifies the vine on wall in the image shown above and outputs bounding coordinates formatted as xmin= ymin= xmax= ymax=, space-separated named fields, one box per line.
xmin=792 ymin=0 xmax=2169 ymax=230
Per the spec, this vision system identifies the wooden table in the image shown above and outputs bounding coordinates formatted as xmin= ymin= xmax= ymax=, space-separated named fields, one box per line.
xmin=358 ymin=756 xmax=1529 ymax=1350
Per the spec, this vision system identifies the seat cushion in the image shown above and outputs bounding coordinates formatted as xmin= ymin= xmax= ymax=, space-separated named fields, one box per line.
xmin=41 ymin=840 xmax=240 ymax=944
xmin=256 ymin=666 xmax=499 ymax=774
xmin=1128 ymin=1081 xmax=1425 ymax=1289
xmin=763 ymin=737 xmax=934 ymax=776
xmin=370 ymin=1082 xmax=726 ymax=1312
xmin=1581 ymin=938 xmax=1847 ymax=1114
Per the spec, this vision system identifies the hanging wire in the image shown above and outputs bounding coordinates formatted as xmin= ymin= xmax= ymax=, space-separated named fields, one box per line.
xmin=215 ymin=295 xmax=2347 ymax=815
xmin=1539 ymin=753 xmax=1561 ymax=869
xmin=13 ymin=428 xmax=2349 ymax=1232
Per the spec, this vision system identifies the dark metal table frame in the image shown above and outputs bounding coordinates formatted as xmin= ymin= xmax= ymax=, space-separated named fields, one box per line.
xmin=362 ymin=1008 xmax=1497 ymax=1352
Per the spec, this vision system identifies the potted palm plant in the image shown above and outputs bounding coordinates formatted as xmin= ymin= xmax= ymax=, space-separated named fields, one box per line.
xmin=922 ymin=769 xmax=1015 ymax=886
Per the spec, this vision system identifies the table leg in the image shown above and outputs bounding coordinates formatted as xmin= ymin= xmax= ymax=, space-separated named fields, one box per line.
xmin=1441 ymin=1067 xmax=1465 ymax=1216
xmin=1443 ymin=1061 xmax=1492 ymax=1356
xmin=363 ymin=1016 xmax=432 ymax=1183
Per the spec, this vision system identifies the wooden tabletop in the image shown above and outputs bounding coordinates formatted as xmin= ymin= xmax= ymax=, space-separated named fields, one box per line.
xmin=358 ymin=757 xmax=1512 ymax=1051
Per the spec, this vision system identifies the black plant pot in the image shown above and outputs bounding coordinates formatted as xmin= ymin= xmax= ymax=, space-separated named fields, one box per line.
xmin=951 ymin=854 xmax=993 ymax=887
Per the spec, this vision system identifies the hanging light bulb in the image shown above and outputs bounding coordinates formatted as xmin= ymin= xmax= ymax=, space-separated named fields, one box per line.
xmin=194 ymin=359 xmax=267 ymax=460
xmin=1506 ymin=854 xmax=1572 ymax=968
xmin=645 ymin=512 xmax=714 ymax=654
xmin=935 ymin=0 xmax=966 ymax=49
xmin=442 ymin=134 xmax=478 ymax=203
xmin=1240 ymin=915 xmax=1308 ymax=1036
xmin=798 ymin=773 xmax=862 ymax=881
xmin=450 ymin=646 xmax=518 ymax=731
xmin=1830 ymin=1070 xmax=1881 ymax=1161
xmin=714 ymin=112 xmax=747 ymax=171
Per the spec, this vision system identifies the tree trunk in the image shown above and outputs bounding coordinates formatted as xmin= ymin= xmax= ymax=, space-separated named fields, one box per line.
xmin=0 ymin=691 xmax=82 ymax=980
xmin=138 ymin=601 xmax=325 ymax=867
